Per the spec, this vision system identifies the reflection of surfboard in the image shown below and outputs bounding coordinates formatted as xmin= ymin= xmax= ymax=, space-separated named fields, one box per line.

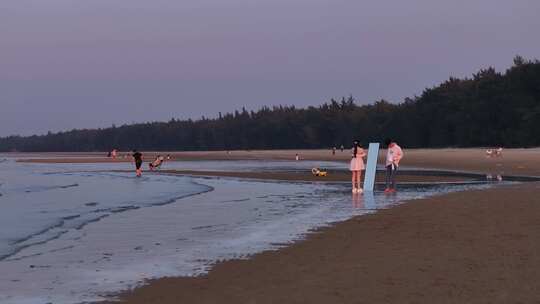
xmin=363 ymin=192 xmax=376 ymax=210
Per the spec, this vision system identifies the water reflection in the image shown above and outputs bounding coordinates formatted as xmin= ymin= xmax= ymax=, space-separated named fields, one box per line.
xmin=352 ymin=192 xmax=392 ymax=211
xmin=351 ymin=193 xmax=363 ymax=209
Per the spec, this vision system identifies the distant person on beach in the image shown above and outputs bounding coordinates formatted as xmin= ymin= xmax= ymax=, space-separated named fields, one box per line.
xmin=295 ymin=153 xmax=300 ymax=161
xmin=350 ymin=140 xmax=366 ymax=194
xmin=485 ymin=147 xmax=504 ymax=181
xmin=111 ymin=149 xmax=118 ymax=159
xmin=332 ymin=147 xmax=336 ymax=155
xmin=340 ymin=145 xmax=344 ymax=152
xmin=384 ymin=138 xmax=403 ymax=193
xmin=486 ymin=147 xmax=504 ymax=158
xmin=132 ymin=150 xmax=143 ymax=177
xmin=149 ymin=155 xmax=165 ymax=171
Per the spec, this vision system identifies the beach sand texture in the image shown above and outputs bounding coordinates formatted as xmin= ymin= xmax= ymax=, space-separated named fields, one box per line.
xmin=17 ymin=147 xmax=540 ymax=177
xmin=98 ymin=148 xmax=540 ymax=303
xmin=10 ymin=149 xmax=540 ymax=303
xmin=112 ymin=182 xmax=540 ymax=304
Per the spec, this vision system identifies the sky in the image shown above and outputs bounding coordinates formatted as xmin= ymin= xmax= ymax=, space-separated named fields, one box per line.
xmin=1 ymin=0 xmax=539 ymax=136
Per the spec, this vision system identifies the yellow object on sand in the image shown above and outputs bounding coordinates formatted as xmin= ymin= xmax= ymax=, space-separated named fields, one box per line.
xmin=312 ymin=168 xmax=328 ymax=177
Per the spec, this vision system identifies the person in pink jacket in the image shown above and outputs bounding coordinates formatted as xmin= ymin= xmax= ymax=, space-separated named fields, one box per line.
xmin=384 ymin=138 xmax=403 ymax=193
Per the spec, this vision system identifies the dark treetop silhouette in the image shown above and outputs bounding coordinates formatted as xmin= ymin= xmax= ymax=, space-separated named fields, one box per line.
xmin=1 ymin=56 xmax=539 ymax=152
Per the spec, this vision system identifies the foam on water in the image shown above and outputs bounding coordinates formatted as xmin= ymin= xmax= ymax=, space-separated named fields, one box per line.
xmin=0 ymin=158 xmax=497 ymax=304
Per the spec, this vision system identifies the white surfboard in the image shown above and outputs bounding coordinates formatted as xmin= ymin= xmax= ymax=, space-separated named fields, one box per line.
xmin=363 ymin=143 xmax=380 ymax=192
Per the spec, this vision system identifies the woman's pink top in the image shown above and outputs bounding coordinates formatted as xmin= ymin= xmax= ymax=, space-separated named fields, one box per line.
xmin=350 ymin=148 xmax=366 ymax=171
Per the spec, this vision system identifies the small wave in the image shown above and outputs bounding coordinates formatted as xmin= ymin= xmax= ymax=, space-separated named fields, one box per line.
xmin=192 ymin=223 xmax=228 ymax=231
xmin=1 ymin=179 xmax=214 ymax=262
xmin=221 ymin=198 xmax=251 ymax=203
xmin=23 ymin=183 xmax=79 ymax=193
xmin=9 ymin=220 xmax=65 ymax=246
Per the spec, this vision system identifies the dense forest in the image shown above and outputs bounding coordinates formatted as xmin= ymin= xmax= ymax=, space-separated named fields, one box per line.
xmin=1 ymin=56 xmax=539 ymax=152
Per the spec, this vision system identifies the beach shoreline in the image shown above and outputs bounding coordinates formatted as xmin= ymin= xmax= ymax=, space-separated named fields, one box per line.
xmin=6 ymin=149 xmax=540 ymax=303
xmin=93 ymin=148 xmax=540 ymax=304
xmin=104 ymin=181 xmax=540 ymax=304
xmin=14 ymin=148 xmax=540 ymax=176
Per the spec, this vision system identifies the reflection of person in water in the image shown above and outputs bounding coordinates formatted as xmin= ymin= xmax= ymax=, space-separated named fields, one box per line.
xmin=352 ymin=193 xmax=364 ymax=208
xmin=132 ymin=150 xmax=143 ymax=177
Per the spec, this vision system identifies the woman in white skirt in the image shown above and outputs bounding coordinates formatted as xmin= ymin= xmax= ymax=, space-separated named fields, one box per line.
xmin=350 ymin=140 xmax=366 ymax=193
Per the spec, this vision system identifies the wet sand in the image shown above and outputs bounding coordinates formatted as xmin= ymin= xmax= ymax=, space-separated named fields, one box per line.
xmin=17 ymin=148 xmax=540 ymax=176
xmin=109 ymin=182 xmax=540 ymax=304
xmin=159 ymin=170 xmax=475 ymax=183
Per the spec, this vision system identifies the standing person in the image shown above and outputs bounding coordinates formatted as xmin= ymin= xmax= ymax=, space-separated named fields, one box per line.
xmin=295 ymin=153 xmax=300 ymax=161
xmin=384 ymin=138 xmax=403 ymax=193
xmin=340 ymin=145 xmax=344 ymax=152
xmin=332 ymin=147 xmax=336 ymax=155
xmin=350 ymin=140 xmax=366 ymax=194
xmin=132 ymin=150 xmax=143 ymax=177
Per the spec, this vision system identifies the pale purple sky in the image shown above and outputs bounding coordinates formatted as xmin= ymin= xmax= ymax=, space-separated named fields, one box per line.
xmin=1 ymin=0 xmax=539 ymax=136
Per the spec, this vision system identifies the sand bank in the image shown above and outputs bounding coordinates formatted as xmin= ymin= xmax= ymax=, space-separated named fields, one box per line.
xmin=159 ymin=169 xmax=477 ymax=184
xmin=16 ymin=148 xmax=540 ymax=176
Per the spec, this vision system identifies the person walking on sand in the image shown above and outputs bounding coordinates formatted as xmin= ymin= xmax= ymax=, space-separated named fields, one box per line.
xmin=132 ymin=150 xmax=143 ymax=177
xmin=350 ymin=140 xmax=366 ymax=194
xmin=384 ymin=138 xmax=403 ymax=193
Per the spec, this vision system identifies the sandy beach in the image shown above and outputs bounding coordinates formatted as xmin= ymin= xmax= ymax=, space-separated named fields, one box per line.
xmin=9 ymin=149 xmax=540 ymax=303
xmin=17 ymin=148 xmax=540 ymax=176
xmin=111 ymin=182 xmax=540 ymax=304
xmin=64 ymin=148 xmax=538 ymax=304
xmin=159 ymin=169 xmax=476 ymax=183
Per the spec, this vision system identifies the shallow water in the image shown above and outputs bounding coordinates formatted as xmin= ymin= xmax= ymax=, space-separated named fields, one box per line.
xmin=144 ymin=159 xmax=347 ymax=172
xmin=0 ymin=158 xmax=498 ymax=304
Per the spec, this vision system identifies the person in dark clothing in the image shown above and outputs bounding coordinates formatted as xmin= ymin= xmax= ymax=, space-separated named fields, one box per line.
xmin=132 ymin=150 xmax=143 ymax=177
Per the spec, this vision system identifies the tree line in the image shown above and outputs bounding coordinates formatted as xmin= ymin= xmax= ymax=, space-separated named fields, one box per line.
xmin=1 ymin=56 xmax=539 ymax=152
